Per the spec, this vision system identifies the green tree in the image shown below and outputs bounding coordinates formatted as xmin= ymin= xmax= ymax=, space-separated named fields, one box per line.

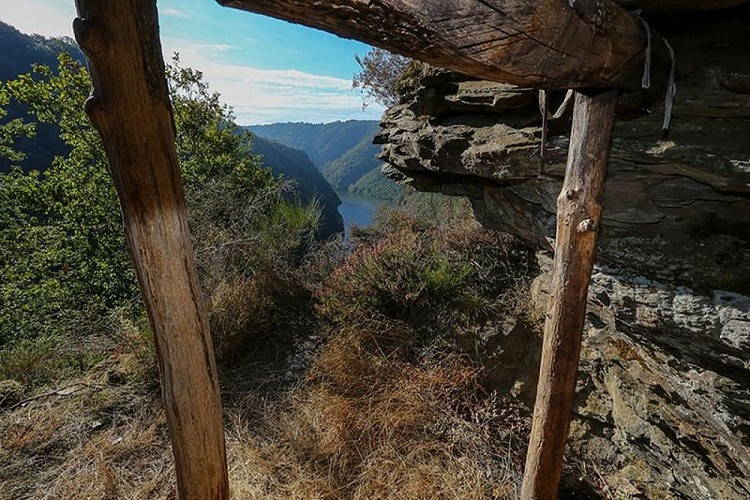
xmin=352 ymin=48 xmax=412 ymax=108
xmin=167 ymin=54 xmax=274 ymax=194
xmin=0 ymin=52 xmax=302 ymax=346
xmin=0 ymin=53 xmax=130 ymax=343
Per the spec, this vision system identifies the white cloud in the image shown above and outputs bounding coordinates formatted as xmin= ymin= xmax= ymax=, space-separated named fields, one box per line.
xmin=162 ymin=7 xmax=189 ymax=18
xmin=0 ymin=3 xmax=383 ymax=125
xmin=194 ymin=43 xmax=239 ymax=53
xmin=162 ymin=38 xmax=384 ymax=124
xmin=196 ymin=62 xmax=384 ymax=124
xmin=0 ymin=0 xmax=76 ymax=37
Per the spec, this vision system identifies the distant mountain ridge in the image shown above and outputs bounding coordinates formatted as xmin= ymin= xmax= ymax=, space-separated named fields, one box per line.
xmin=252 ymin=136 xmax=343 ymax=238
xmin=248 ymin=120 xmax=402 ymax=201
xmin=0 ymin=21 xmax=343 ymax=237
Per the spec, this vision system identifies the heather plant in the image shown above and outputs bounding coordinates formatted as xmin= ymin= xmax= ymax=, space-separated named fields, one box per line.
xmin=241 ymin=201 xmax=538 ymax=498
xmin=317 ymin=202 xmax=534 ymax=333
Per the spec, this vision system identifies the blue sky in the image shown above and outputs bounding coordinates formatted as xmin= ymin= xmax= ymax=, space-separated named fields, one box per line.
xmin=0 ymin=0 xmax=385 ymax=124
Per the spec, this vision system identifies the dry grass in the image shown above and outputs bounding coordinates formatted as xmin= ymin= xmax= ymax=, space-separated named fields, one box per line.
xmin=218 ymin=313 xmax=527 ymax=499
xmin=0 ymin=376 xmax=173 ymax=499
xmin=1 ymin=204 xmax=545 ymax=499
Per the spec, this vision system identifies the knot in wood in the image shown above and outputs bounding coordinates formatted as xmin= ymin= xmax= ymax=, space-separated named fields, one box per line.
xmin=576 ymin=218 xmax=598 ymax=233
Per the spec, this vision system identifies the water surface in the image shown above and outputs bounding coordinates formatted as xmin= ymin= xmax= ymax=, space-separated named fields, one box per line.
xmin=336 ymin=191 xmax=389 ymax=240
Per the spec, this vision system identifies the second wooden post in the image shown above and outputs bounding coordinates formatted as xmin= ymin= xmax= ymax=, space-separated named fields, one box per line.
xmin=520 ymin=89 xmax=617 ymax=499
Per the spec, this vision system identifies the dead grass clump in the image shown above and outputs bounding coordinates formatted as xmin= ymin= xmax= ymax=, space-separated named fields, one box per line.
xmin=209 ymin=268 xmax=312 ymax=364
xmin=351 ymin=444 xmax=492 ymax=499
xmin=49 ymin=405 xmax=173 ymax=500
xmin=223 ymin=315 xmax=524 ymax=499
xmin=0 ymin=309 xmax=171 ymax=499
xmin=1 ymin=199 xmax=542 ymax=498
xmin=0 ymin=379 xmax=172 ymax=499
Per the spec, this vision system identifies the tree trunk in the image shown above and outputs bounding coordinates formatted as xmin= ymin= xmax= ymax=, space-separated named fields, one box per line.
xmin=520 ymin=89 xmax=617 ymax=500
xmin=218 ymin=0 xmax=671 ymax=93
xmin=72 ymin=1 xmax=229 ymax=498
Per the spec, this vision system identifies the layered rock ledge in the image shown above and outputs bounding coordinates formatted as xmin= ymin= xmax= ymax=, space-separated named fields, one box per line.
xmin=376 ymin=6 xmax=750 ymax=498
xmin=377 ymin=8 xmax=750 ymax=296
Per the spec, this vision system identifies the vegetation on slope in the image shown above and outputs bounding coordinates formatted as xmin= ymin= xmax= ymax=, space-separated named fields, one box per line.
xmin=249 ymin=120 xmax=379 ymax=167
xmin=0 ymin=53 xmax=320 ymax=368
xmin=249 ymin=120 xmax=402 ymax=200
xmin=252 ymin=136 xmax=343 ymax=238
xmin=0 ymin=45 xmax=609 ymax=495
xmin=318 ymin=131 xmax=382 ymax=190
xmin=0 ymin=25 xmax=342 ymax=234
xmin=349 ymin=163 xmax=404 ymax=201
xmin=0 ymin=22 xmax=85 ymax=173
xmin=1 ymin=196 xmax=548 ymax=498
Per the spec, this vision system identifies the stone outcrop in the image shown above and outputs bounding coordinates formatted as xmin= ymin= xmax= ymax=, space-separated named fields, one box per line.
xmin=376 ymin=6 xmax=750 ymax=498
xmin=551 ymin=260 xmax=748 ymax=498
xmin=377 ymin=8 xmax=750 ymax=296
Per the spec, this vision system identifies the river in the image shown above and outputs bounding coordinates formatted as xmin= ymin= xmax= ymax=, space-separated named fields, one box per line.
xmin=336 ymin=191 xmax=390 ymax=240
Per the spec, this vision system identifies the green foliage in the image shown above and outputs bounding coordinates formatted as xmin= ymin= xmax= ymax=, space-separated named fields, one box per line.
xmin=0 ymin=89 xmax=35 ymax=163
xmin=0 ymin=22 xmax=85 ymax=172
xmin=250 ymin=120 xmax=379 ymax=167
xmin=0 ymin=336 xmax=105 ymax=388
xmin=167 ymin=55 xmax=275 ymax=194
xmin=318 ymin=131 xmax=383 ymax=191
xmin=348 ymin=164 xmax=403 ymax=202
xmin=248 ymin=120 xmax=396 ymax=194
xmin=317 ymin=204 xmax=534 ymax=331
xmin=352 ymin=48 xmax=411 ymax=109
xmin=251 ymin=136 xmax=343 ymax=238
xmin=0 ymin=52 xmax=316 ymax=356
xmin=0 ymin=54 xmax=135 ymax=344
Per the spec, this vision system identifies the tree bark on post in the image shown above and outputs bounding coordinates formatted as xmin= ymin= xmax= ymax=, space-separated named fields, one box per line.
xmin=72 ymin=1 xmax=229 ymax=498
xmin=520 ymin=89 xmax=617 ymax=500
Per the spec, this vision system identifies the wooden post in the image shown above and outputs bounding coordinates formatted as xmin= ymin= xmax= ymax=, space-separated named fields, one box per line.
xmin=72 ymin=1 xmax=229 ymax=498
xmin=520 ymin=89 xmax=617 ymax=500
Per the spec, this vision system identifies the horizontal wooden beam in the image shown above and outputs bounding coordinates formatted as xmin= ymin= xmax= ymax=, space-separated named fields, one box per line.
xmin=218 ymin=0 xmax=671 ymax=92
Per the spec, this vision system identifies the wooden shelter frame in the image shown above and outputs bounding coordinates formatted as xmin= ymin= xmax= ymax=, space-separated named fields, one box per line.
xmin=70 ymin=0 xmax=675 ymax=498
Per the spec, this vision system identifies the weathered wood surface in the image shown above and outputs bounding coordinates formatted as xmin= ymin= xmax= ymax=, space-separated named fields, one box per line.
xmin=519 ymin=89 xmax=617 ymax=499
xmin=72 ymin=1 xmax=229 ymax=498
xmin=219 ymin=0 xmax=671 ymax=93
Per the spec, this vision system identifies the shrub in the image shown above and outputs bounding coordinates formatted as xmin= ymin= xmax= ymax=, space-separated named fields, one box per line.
xmin=352 ymin=48 xmax=412 ymax=108
xmin=317 ymin=203 xmax=534 ymax=332
xmin=0 ymin=52 xmax=321 ymax=376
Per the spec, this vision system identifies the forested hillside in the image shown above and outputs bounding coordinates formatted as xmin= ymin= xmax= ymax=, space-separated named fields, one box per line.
xmin=0 ymin=22 xmax=342 ymax=237
xmin=0 ymin=22 xmax=85 ymax=172
xmin=249 ymin=120 xmax=402 ymax=200
xmin=252 ymin=136 xmax=342 ymax=237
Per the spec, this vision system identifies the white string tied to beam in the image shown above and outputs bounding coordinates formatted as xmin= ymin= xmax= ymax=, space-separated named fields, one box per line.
xmin=538 ymin=89 xmax=574 ymax=160
xmin=538 ymin=13 xmax=677 ymax=158
xmin=661 ymin=39 xmax=677 ymax=135
xmin=633 ymin=10 xmax=678 ymax=135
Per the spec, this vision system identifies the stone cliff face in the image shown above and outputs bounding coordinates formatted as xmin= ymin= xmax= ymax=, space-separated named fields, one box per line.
xmin=376 ymin=6 xmax=750 ymax=498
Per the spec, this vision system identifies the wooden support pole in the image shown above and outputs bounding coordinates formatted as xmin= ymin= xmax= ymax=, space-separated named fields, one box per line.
xmin=520 ymin=89 xmax=617 ymax=500
xmin=72 ymin=1 xmax=228 ymax=498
